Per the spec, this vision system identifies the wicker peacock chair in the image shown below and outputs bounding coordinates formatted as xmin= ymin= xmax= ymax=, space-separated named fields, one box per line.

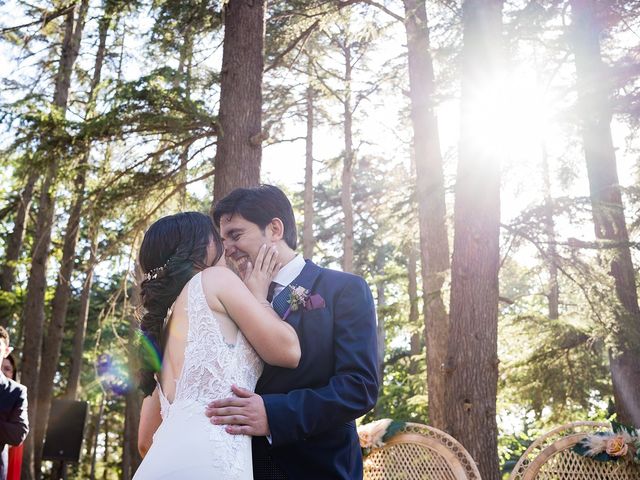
xmin=362 ymin=422 xmax=481 ymax=480
xmin=508 ymin=421 xmax=640 ymax=480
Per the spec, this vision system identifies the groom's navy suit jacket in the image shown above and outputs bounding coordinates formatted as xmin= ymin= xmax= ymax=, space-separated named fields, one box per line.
xmin=0 ymin=374 xmax=28 ymax=479
xmin=255 ymin=260 xmax=379 ymax=479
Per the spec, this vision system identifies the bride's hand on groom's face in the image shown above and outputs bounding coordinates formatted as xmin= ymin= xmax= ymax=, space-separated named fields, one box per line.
xmin=243 ymin=244 xmax=281 ymax=300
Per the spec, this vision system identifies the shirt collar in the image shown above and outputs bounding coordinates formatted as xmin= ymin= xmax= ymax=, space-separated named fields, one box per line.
xmin=272 ymin=254 xmax=305 ymax=287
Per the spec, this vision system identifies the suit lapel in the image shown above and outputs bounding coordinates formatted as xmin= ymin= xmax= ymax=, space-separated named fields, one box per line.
xmin=281 ymin=260 xmax=322 ymax=324
xmin=291 ymin=260 xmax=321 ymax=291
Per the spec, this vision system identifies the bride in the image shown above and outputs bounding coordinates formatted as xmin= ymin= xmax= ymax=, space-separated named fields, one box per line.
xmin=132 ymin=212 xmax=300 ymax=480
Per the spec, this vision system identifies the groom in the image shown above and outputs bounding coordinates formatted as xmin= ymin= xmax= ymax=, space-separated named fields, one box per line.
xmin=206 ymin=185 xmax=379 ymax=479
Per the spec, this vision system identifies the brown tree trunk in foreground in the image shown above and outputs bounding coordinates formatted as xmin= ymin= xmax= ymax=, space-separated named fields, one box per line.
xmin=571 ymin=0 xmax=640 ymax=426
xmin=303 ymin=84 xmax=315 ymax=260
xmin=403 ymin=0 xmax=450 ymax=430
xmin=20 ymin=3 xmax=89 ymax=478
xmin=213 ymin=0 xmax=265 ymax=202
xmin=444 ymin=1 xmax=503 ymax=478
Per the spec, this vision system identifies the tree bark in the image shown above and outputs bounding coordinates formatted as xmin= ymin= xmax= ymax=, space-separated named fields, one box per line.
xmin=33 ymin=4 xmax=108 ymax=472
xmin=341 ymin=42 xmax=354 ymax=273
xmin=403 ymin=0 xmax=450 ymax=430
xmin=20 ymin=2 xmax=89 ymax=478
xmin=33 ymin=162 xmax=87 ymax=474
xmin=122 ymin=260 xmax=143 ymax=479
xmin=65 ymin=229 xmax=97 ymax=400
xmin=176 ymin=29 xmax=193 ymax=210
xmin=89 ymin=396 xmax=105 ymax=480
xmin=541 ymin=145 xmax=559 ymax=320
xmin=0 ymin=171 xmax=38 ymax=299
xmin=375 ymin=253 xmax=386 ymax=386
xmin=407 ymin=243 xmax=422 ymax=375
xmin=303 ymin=83 xmax=315 ymax=260
xmin=444 ymin=1 xmax=503 ymax=478
xmin=212 ymin=0 xmax=265 ymax=203
xmin=571 ymin=0 xmax=640 ymax=426
xmin=102 ymin=412 xmax=110 ymax=480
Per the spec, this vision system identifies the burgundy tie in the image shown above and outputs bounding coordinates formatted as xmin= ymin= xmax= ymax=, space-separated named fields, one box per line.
xmin=267 ymin=282 xmax=277 ymax=303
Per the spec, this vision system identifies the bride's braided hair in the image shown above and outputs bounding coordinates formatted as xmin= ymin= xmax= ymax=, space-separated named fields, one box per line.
xmin=137 ymin=212 xmax=223 ymax=396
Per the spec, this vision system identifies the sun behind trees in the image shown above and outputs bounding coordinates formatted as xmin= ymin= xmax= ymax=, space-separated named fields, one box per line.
xmin=0 ymin=0 xmax=639 ymax=479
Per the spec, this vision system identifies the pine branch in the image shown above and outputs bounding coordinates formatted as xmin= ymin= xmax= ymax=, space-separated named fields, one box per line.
xmin=265 ymin=20 xmax=321 ymax=72
xmin=0 ymin=2 xmax=78 ymax=34
xmin=336 ymin=0 xmax=404 ymax=23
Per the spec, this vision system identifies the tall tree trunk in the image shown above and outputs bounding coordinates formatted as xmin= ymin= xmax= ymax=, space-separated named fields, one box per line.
xmin=571 ymin=0 xmax=640 ymax=426
xmin=20 ymin=3 xmax=89 ymax=478
xmin=122 ymin=259 xmax=143 ymax=479
xmin=82 ymin=407 xmax=97 ymax=479
xmin=176 ymin=29 xmax=193 ymax=210
xmin=89 ymin=396 xmax=105 ymax=480
xmin=33 ymin=163 xmax=87 ymax=474
xmin=0 ymin=171 xmax=38 ymax=301
xmin=407 ymin=243 xmax=422 ymax=375
xmin=303 ymin=83 xmax=315 ymax=260
xmin=65 ymin=227 xmax=98 ymax=400
xmin=444 ymin=1 xmax=503 ymax=478
xmin=102 ymin=411 xmax=110 ymax=480
xmin=541 ymin=145 xmax=559 ymax=320
xmin=34 ymin=5 xmax=109 ymax=472
xmin=341 ymin=43 xmax=354 ymax=273
xmin=403 ymin=0 xmax=450 ymax=429
xmin=213 ymin=0 xmax=265 ymax=202
xmin=375 ymin=253 xmax=386 ymax=386
xmin=122 ymin=392 xmax=141 ymax=480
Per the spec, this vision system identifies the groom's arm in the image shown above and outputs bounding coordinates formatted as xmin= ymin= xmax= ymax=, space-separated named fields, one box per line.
xmin=263 ymin=276 xmax=379 ymax=447
xmin=206 ymin=275 xmax=379 ymax=444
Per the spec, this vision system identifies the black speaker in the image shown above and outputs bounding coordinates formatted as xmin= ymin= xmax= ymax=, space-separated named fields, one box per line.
xmin=42 ymin=400 xmax=88 ymax=462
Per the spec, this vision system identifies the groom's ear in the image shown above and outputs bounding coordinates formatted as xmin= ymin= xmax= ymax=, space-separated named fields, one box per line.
xmin=267 ymin=217 xmax=285 ymax=241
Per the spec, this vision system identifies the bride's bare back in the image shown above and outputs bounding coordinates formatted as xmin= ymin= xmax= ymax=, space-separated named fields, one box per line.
xmin=134 ymin=271 xmax=262 ymax=480
xmin=161 ymin=273 xmax=241 ymax=403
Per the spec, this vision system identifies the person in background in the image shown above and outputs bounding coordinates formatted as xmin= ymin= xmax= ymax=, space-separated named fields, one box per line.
xmin=0 ymin=355 xmax=15 ymax=382
xmin=2 ymin=353 xmax=23 ymax=480
xmin=0 ymin=329 xmax=28 ymax=480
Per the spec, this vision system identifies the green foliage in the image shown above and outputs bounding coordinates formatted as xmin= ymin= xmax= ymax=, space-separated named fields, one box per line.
xmin=79 ymin=69 xmax=217 ymax=141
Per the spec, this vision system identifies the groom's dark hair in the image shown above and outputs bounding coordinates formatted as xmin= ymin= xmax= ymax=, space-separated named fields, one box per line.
xmin=213 ymin=185 xmax=297 ymax=250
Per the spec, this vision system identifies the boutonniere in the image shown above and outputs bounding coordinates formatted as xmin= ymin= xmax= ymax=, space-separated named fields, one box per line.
xmin=283 ymin=285 xmax=325 ymax=319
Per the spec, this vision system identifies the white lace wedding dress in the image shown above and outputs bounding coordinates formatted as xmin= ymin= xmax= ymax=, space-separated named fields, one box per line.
xmin=134 ymin=272 xmax=263 ymax=480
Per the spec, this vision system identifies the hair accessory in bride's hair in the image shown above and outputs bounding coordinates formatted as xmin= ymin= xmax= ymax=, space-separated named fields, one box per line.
xmin=144 ymin=260 xmax=169 ymax=281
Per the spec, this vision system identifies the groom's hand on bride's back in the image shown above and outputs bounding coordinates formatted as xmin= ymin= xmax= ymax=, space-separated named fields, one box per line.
xmin=205 ymin=384 xmax=270 ymax=437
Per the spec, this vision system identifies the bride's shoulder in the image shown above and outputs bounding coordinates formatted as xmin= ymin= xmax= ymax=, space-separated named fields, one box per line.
xmin=199 ymin=267 xmax=242 ymax=309
xmin=200 ymin=266 xmax=241 ymax=285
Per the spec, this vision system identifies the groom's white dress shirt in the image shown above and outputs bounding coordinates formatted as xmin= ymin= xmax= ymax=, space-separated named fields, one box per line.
xmin=271 ymin=254 xmax=305 ymax=300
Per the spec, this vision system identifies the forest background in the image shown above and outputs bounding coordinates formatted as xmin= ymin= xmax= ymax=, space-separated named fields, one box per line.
xmin=1 ymin=0 xmax=639 ymax=479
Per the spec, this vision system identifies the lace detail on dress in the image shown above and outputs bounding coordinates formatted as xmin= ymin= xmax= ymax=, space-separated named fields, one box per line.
xmin=157 ymin=383 xmax=170 ymax=420
xmin=161 ymin=272 xmax=263 ymax=476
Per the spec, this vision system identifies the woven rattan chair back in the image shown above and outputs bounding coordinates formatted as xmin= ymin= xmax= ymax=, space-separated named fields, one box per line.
xmin=362 ymin=422 xmax=481 ymax=480
xmin=508 ymin=421 xmax=640 ymax=480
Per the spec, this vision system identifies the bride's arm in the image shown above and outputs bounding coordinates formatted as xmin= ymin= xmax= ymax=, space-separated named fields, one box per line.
xmin=138 ymin=388 xmax=162 ymax=457
xmin=201 ymin=266 xmax=301 ymax=369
